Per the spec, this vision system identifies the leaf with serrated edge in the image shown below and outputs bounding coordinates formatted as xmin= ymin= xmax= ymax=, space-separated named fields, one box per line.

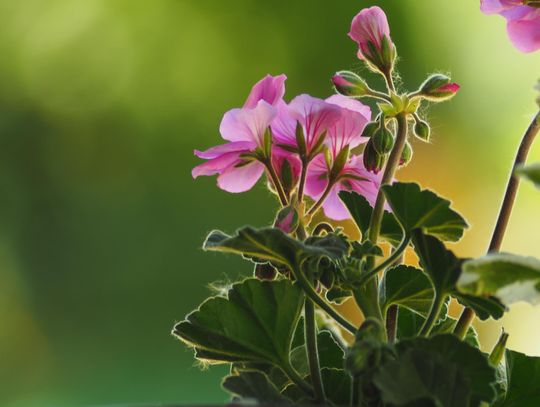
xmin=382 ymin=182 xmax=468 ymax=242
xmin=495 ymin=350 xmax=540 ymax=406
xmin=222 ymin=370 xmax=291 ymax=404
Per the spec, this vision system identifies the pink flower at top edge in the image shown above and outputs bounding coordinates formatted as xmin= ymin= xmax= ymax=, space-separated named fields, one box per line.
xmin=325 ymin=94 xmax=371 ymax=159
xmin=192 ymin=100 xmax=276 ymax=193
xmin=305 ymin=154 xmax=382 ymax=221
xmin=348 ymin=6 xmax=392 ymax=60
xmin=480 ymin=0 xmax=540 ymax=53
xmin=244 ymin=74 xmax=287 ymax=108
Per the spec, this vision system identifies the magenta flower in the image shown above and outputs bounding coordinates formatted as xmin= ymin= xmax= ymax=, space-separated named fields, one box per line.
xmin=481 ymin=0 xmax=540 ymax=53
xmin=305 ymin=154 xmax=382 ymax=220
xmin=348 ymin=6 xmax=395 ymax=71
xmin=192 ymin=100 xmax=276 ymax=192
xmin=272 ymin=94 xmax=342 ymax=157
xmin=244 ymin=74 xmax=287 ymax=108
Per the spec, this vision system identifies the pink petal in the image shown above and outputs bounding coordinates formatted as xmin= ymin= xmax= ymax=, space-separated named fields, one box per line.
xmin=507 ymin=13 xmax=540 ymax=52
xmin=194 ymin=141 xmax=257 ymax=159
xmin=272 ymin=145 xmax=302 ymax=183
xmin=321 ymin=185 xmax=351 ymax=221
xmin=304 ymin=154 xmax=329 ymax=199
xmin=220 ymin=100 xmax=277 ymax=144
xmin=244 ymin=74 xmax=287 ymax=108
xmin=192 ymin=151 xmax=243 ymax=178
xmin=217 ymin=161 xmax=265 ymax=193
xmin=348 ymin=6 xmax=391 ymax=56
xmin=325 ymin=95 xmax=371 ymax=156
xmin=480 ymin=0 xmax=520 ymax=14
xmin=271 ymin=101 xmax=297 ymax=146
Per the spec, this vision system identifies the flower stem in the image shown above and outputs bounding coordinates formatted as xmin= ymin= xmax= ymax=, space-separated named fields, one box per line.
xmin=297 ymin=158 xmax=309 ymax=203
xmin=419 ymin=294 xmax=445 ymax=337
xmin=291 ymin=264 xmax=357 ymax=335
xmin=304 ymin=299 xmax=326 ymax=404
xmin=281 ymin=360 xmax=314 ymax=397
xmin=385 ymin=305 xmax=398 ymax=344
xmin=264 ymin=160 xmax=288 ymax=206
xmin=454 ymin=109 xmax=540 ymax=338
xmin=306 ymin=177 xmax=337 ymax=217
xmin=383 ymin=69 xmax=396 ymax=93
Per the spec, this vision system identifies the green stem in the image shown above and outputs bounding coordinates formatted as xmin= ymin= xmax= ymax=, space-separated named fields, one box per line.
xmin=365 ymin=89 xmax=391 ymax=102
xmin=455 ymin=109 xmax=540 ymax=337
xmin=383 ymin=69 xmax=396 ymax=93
xmin=419 ymin=294 xmax=445 ymax=337
xmin=307 ymin=177 xmax=337 ymax=217
xmin=264 ymin=160 xmax=288 ymax=206
xmin=385 ymin=304 xmax=398 ymax=344
xmin=297 ymin=158 xmax=309 ymax=203
xmin=304 ymin=299 xmax=326 ymax=404
xmin=291 ymin=264 xmax=357 ymax=335
xmin=351 ymin=376 xmax=360 ymax=407
xmin=281 ymin=361 xmax=314 ymax=397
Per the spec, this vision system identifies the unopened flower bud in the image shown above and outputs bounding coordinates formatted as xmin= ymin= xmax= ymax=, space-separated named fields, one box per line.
xmin=274 ymin=206 xmax=299 ymax=234
xmin=372 ymin=125 xmax=394 ymax=155
xmin=332 ymin=71 xmax=370 ymax=97
xmin=419 ymin=74 xmax=460 ymax=102
xmin=361 ymin=121 xmax=379 ymax=139
xmin=254 ymin=263 xmax=277 ymax=281
xmin=413 ymin=118 xmax=431 ymax=142
xmin=489 ymin=330 xmax=509 ymax=366
xmin=399 ymin=141 xmax=413 ymax=167
xmin=363 ymin=140 xmax=385 ymax=174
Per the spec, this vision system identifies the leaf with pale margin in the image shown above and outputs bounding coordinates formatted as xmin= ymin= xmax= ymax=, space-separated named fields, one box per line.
xmin=381 ymin=265 xmax=434 ymax=316
xmin=375 ymin=334 xmax=496 ymax=406
xmin=339 ymin=191 xmax=403 ymax=246
xmin=452 ymin=291 xmax=506 ymax=321
xmin=222 ymin=370 xmax=291 ymax=404
xmin=282 ymin=368 xmax=351 ymax=406
xmin=458 ymin=253 xmax=540 ymax=306
xmin=204 ymin=226 xmax=345 ymax=268
xmin=516 ymin=163 xmax=540 ymax=189
xmin=382 ymin=182 xmax=468 ymax=242
xmin=495 ymin=350 xmax=540 ymax=406
xmin=411 ymin=230 xmax=462 ymax=295
xmin=290 ymin=330 xmax=345 ymax=377
xmin=173 ymin=279 xmax=303 ymax=366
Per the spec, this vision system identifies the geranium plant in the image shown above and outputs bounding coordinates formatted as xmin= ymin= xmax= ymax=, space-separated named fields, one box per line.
xmin=174 ymin=4 xmax=540 ymax=406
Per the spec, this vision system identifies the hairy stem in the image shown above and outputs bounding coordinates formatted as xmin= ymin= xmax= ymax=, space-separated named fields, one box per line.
xmin=264 ymin=160 xmax=288 ymax=206
xmin=297 ymin=158 xmax=309 ymax=203
xmin=419 ymin=294 xmax=445 ymax=337
xmin=291 ymin=264 xmax=357 ymax=335
xmin=304 ymin=299 xmax=326 ymax=404
xmin=385 ymin=304 xmax=398 ymax=344
xmin=455 ymin=110 xmax=540 ymax=338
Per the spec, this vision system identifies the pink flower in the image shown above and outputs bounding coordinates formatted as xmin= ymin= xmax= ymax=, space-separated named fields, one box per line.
xmin=271 ymin=146 xmax=302 ymax=194
xmin=325 ymin=94 xmax=371 ymax=159
xmin=244 ymin=74 xmax=287 ymax=108
xmin=348 ymin=6 xmax=395 ymax=71
xmin=272 ymin=94 xmax=342 ymax=157
xmin=192 ymin=100 xmax=276 ymax=192
xmin=305 ymin=154 xmax=382 ymax=220
xmin=481 ymin=0 xmax=540 ymax=53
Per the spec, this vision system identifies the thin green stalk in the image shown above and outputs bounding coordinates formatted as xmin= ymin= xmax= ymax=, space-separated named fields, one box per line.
xmin=297 ymin=158 xmax=309 ymax=203
xmin=455 ymin=109 xmax=540 ymax=338
xmin=291 ymin=264 xmax=357 ymax=335
xmin=351 ymin=376 xmax=360 ymax=407
xmin=263 ymin=160 xmax=288 ymax=206
xmin=419 ymin=294 xmax=446 ymax=337
xmin=304 ymin=299 xmax=326 ymax=404
xmin=307 ymin=177 xmax=337 ymax=217
xmin=385 ymin=304 xmax=398 ymax=344
xmin=281 ymin=360 xmax=314 ymax=397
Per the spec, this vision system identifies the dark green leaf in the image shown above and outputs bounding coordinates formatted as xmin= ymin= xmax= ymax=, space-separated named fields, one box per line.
xmin=290 ymin=330 xmax=345 ymax=377
xmin=326 ymin=287 xmax=352 ymax=304
xmin=173 ymin=279 xmax=303 ymax=366
xmin=222 ymin=371 xmax=291 ymax=404
xmin=411 ymin=230 xmax=463 ymax=295
xmin=458 ymin=253 xmax=540 ymax=306
xmin=382 ymin=182 xmax=468 ymax=242
xmin=339 ymin=191 xmax=402 ymax=246
xmin=320 ymin=368 xmax=352 ymax=406
xmin=396 ymin=306 xmax=462 ymax=342
xmin=453 ymin=291 xmax=506 ymax=320
xmin=381 ymin=265 xmax=434 ymax=316
xmin=516 ymin=163 xmax=540 ymax=189
xmin=495 ymin=350 xmax=540 ymax=406
xmin=204 ymin=226 xmax=341 ymax=268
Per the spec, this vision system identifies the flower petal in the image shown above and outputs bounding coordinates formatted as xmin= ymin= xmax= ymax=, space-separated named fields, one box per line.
xmin=194 ymin=141 xmax=257 ymax=159
xmin=192 ymin=151 xmax=243 ymax=178
xmin=217 ymin=161 xmax=265 ymax=193
xmin=305 ymin=154 xmax=329 ymax=199
xmin=507 ymin=13 xmax=540 ymax=52
xmin=220 ymin=100 xmax=277 ymax=144
xmin=244 ymin=74 xmax=287 ymax=108
xmin=348 ymin=6 xmax=391 ymax=55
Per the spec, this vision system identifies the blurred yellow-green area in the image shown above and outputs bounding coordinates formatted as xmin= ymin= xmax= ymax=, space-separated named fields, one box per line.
xmin=1 ymin=1 xmax=539 ymax=406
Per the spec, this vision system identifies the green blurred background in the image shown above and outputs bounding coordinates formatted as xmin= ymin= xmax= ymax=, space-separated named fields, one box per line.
xmin=1 ymin=1 xmax=539 ymax=406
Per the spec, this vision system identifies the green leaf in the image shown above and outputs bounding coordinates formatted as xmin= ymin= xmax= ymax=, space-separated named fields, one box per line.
xmin=339 ymin=191 xmax=403 ymax=245
xmin=452 ymin=291 xmax=506 ymax=321
xmin=222 ymin=370 xmax=291 ymax=404
xmin=411 ymin=230 xmax=462 ymax=294
xmin=319 ymin=368 xmax=352 ymax=406
xmin=516 ymin=163 xmax=540 ymax=189
xmin=382 ymin=182 xmax=468 ymax=242
xmin=381 ymin=265 xmax=434 ymax=316
xmin=375 ymin=334 xmax=496 ymax=406
xmin=495 ymin=350 xmax=540 ymax=406
xmin=204 ymin=226 xmax=343 ymax=268
xmin=458 ymin=253 xmax=540 ymax=306
xmin=173 ymin=279 xmax=304 ymax=367
xmin=290 ymin=330 xmax=345 ymax=377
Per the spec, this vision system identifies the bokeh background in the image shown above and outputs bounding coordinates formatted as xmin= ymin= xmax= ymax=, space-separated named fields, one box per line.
xmin=1 ymin=1 xmax=539 ymax=406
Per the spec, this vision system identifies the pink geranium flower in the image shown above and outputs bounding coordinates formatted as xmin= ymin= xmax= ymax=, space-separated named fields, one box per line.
xmin=305 ymin=154 xmax=382 ymax=220
xmin=481 ymin=0 xmax=540 ymax=52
